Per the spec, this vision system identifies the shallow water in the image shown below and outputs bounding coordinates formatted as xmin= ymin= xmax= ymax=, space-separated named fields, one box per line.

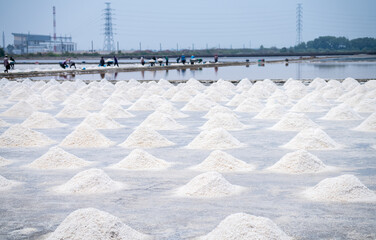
xmin=23 ymin=60 xmax=376 ymax=82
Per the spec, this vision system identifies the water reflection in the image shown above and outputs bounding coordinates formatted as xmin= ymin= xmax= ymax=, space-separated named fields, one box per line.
xmin=37 ymin=61 xmax=376 ymax=81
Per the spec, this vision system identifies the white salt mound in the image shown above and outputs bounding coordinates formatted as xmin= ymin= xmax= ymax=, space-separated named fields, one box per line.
xmin=53 ymin=168 xmax=124 ymax=194
xmin=0 ymin=124 xmax=55 ymax=147
xmin=55 ymin=104 xmax=90 ymax=118
xmin=21 ymin=112 xmax=67 ymax=129
xmin=118 ymin=126 xmax=175 ymax=148
xmin=187 ymin=128 xmax=245 ymax=150
xmin=353 ymin=113 xmax=376 ymax=132
xmin=155 ymin=103 xmax=188 ymax=118
xmin=0 ymin=156 xmax=11 ymax=167
xmin=139 ymin=112 xmax=185 ymax=130
xmin=0 ymin=174 xmax=20 ymax=191
xmin=111 ymin=149 xmax=171 ymax=170
xmin=267 ymin=150 xmax=327 ymax=174
xmin=28 ymin=146 xmax=91 ymax=169
xmin=321 ymin=104 xmax=363 ymax=120
xmin=254 ymin=105 xmax=286 ymax=120
xmin=270 ymin=113 xmax=319 ymax=131
xmin=0 ymin=119 xmax=10 ymax=127
xmin=290 ymin=98 xmax=325 ymax=112
xmin=59 ymin=124 xmax=115 ymax=148
xmin=81 ymin=113 xmax=124 ymax=129
xmin=234 ymin=98 xmax=264 ymax=113
xmin=197 ymin=213 xmax=292 ymax=240
xmin=283 ymin=128 xmax=340 ymax=150
xmin=204 ymin=105 xmax=237 ymax=119
xmin=303 ymin=174 xmax=376 ymax=202
xmin=201 ymin=113 xmax=249 ymax=131
xmin=190 ymin=150 xmax=255 ymax=172
xmin=0 ymin=100 xmax=35 ymax=117
xmin=176 ymin=171 xmax=245 ymax=198
xmin=100 ymin=103 xmax=135 ymax=118
xmin=181 ymin=95 xmax=217 ymax=112
xmin=46 ymin=208 xmax=151 ymax=240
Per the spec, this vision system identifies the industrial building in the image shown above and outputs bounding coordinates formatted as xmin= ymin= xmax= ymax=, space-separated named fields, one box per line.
xmin=12 ymin=33 xmax=76 ymax=54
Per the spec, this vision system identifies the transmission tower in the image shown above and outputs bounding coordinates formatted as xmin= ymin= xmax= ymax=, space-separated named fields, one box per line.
xmin=296 ymin=3 xmax=303 ymax=45
xmin=103 ymin=2 xmax=115 ymax=51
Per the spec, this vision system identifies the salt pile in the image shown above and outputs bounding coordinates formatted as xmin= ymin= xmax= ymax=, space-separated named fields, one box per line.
xmin=201 ymin=113 xmax=249 ymax=131
xmin=111 ymin=149 xmax=171 ymax=170
xmin=181 ymin=94 xmax=218 ymax=111
xmin=21 ymin=112 xmax=67 ymax=129
xmin=0 ymin=156 xmax=11 ymax=167
xmin=303 ymin=174 xmax=376 ymax=202
xmin=28 ymin=146 xmax=91 ymax=169
xmin=154 ymin=103 xmax=188 ymax=118
xmin=190 ymin=150 xmax=255 ymax=172
xmin=203 ymin=105 xmax=237 ymax=119
xmin=53 ymin=168 xmax=124 ymax=194
xmin=78 ymin=99 xmax=104 ymax=111
xmin=0 ymin=100 xmax=35 ymax=117
xmin=26 ymin=95 xmax=55 ymax=110
xmin=353 ymin=113 xmax=376 ymax=132
xmin=176 ymin=171 xmax=245 ymax=197
xmin=321 ymin=104 xmax=363 ymax=120
xmin=234 ymin=98 xmax=264 ymax=113
xmin=290 ymin=98 xmax=325 ymax=112
xmin=353 ymin=98 xmax=376 ymax=113
xmin=81 ymin=113 xmax=124 ymax=129
xmin=0 ymin=124 xmax=55 ymax=147
xmin=267 ymin=150 xmax=328 ymax=174
xmin=270 ymin=113 xmax=319 ymax=131
xmin=100 ymin=103 xmax=135 ymax=118
xmin=118 ymin=126 xmax=175 ymax=148
xmin=0 ymin=119 xmax=10 ymax=127
xmin=342 ymin=77 xmax=360 ymax=91
xmin=187 ymin=128 xmax=244 ymax=150
xmin=197 ymin=213 xmax=292 ymax=240
xmin=139 ymin=112 xmax=185 ymax=130
xmin=283 ymin=128 xmax=340 ymax=150
xmin=0 ymin=174 xmax=20 ymax=191
xmin=127 ymin=95 xmax=165 ymax=111
xmin=254 ymin=105 xmax=286 ymax=120
xmin=46 ymin=208 xmax=151 ymax=240
xmin=226 ymin=94 xmax=247 ymax=106
xmin=59 ymin=124 xmax=115 ymax=148
xmin=170 ymin=90 xmax=194 ymax=102
xmin=55 ymin=104 xmax=90 ymax=118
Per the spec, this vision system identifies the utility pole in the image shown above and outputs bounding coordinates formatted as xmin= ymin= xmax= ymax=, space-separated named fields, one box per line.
xmin=176 ymin=43 xmax=178 ymax=51
xmin=296 ymin=3 xmax=303 ymax=45
xmin=117 ymin=41 xmax=119 ymax=52
xmin=192 ymin=43 xmax=194 ymax=51
xmin=160 ymin=43 xmax=162 ymax=51
xmin=139 ymin=42 xmax=141 ymax=51
xmin=2 ymin=31 xmax=5 ymax=50
xmin=91 ymin=40 xmax=93 ymax=52
xmin=103 ymin=2 xmax=115 ymax=51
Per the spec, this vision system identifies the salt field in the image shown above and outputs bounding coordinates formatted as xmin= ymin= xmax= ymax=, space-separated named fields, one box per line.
xmin=0 ymin=76 xmax=376 ymax=239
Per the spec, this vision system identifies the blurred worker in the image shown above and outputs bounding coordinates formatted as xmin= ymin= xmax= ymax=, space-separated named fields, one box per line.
xmin=99 ymin=57 xmax=105 ymax=67
xmin=165 ymin=56 xmax=169 ymax=66
xmin=141 ymin=57 xmax=145 ymax=66
xmin=181 ymin=55 xmax=186 ymax=64
xmin=114 ymin=56 xmax=119 ymax=67
xmin=9 ymin=56 xmax=15 ymax=69
xmin=3 ymin=55 xmax=10 ymax=73
xmin=214 ymin=54 xmax=218 ymax=63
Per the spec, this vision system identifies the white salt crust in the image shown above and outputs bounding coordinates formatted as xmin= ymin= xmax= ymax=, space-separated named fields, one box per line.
xmin=353 ymin=113 xmax=376 ymax=132
xmin=270 ymin=113 xmax=320 ymax=131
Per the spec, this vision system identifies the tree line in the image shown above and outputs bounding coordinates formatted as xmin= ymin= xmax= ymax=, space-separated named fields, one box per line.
xmin=1 ymin=36 xmax=375 ymax=58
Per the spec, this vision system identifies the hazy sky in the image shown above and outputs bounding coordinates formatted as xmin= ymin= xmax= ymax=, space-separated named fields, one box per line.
xmin=1 ymin=0 xmax=375 ymax=51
